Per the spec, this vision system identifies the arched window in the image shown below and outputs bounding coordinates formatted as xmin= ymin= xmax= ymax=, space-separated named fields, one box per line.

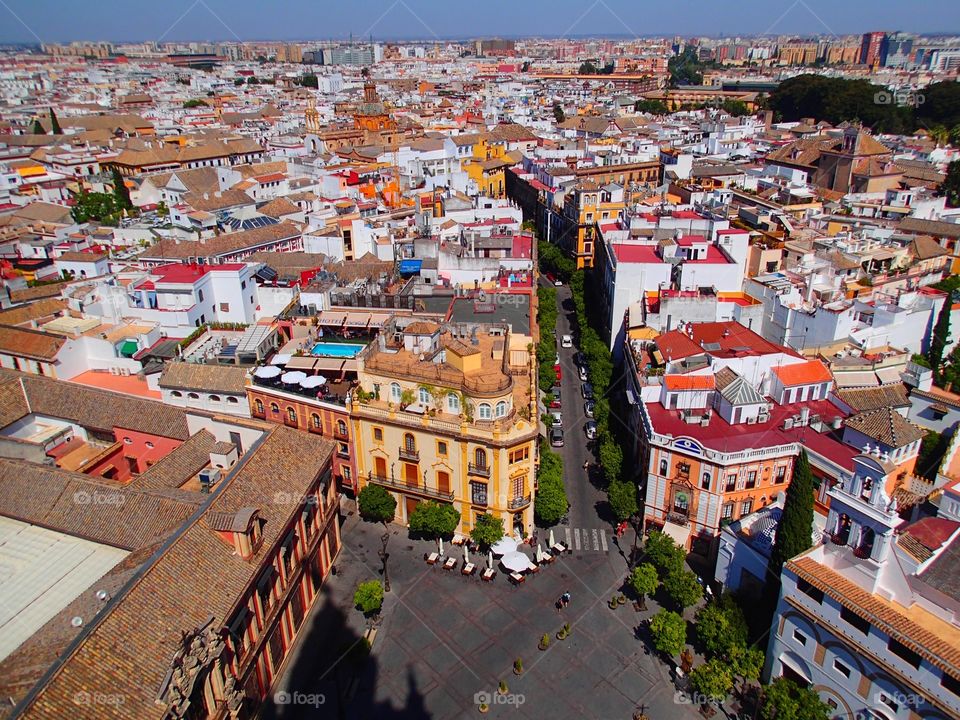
xmin=311 ymin=413 xmax=321 ymax=431
xmin=404 ymin=433 xmax=416 ymax=452
xmin=856 ymin=526 xmax=876 ymax=559
xmin=209 ymin=395 xmax=221 ymax=402
xmin=227 ymin=396 xmax=239 ymax=404
xmin=447 ymin=393 xmax=460 ymax=414
xmin=474 ymin=448 xmax=487 ymax=469
xmin=171 ymin=390 xmax=183 ymax=398
xmin=495 ymin=400 xmax=507 ymax=418
xmin=478 ymin=403 xmax=492 ymax=420
xmin=418 ymin=387 xmax=430 ymax=405
xmin=390 ymin=382 xmax=402 ymax=402
xmin=270 ymin=402 xmax=279 ymax=414
xmin=337 ymin=419 xmax=347 ymax=437
xmin=187 ymin=392 xmax=200 ymax=400
xmin=255 ymin=399 xmax=264 ymax=415
xmin=287 ymin=407 xmax=297 ymax=423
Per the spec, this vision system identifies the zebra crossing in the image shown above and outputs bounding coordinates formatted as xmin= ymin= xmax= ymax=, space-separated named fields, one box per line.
xmin=562 ymin=526 xmax=610 ymax=552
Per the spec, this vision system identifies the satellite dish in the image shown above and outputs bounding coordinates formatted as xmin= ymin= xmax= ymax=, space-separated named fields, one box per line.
xmin=71 ymin=616 xmax=84 ymax=627
xmin=96 ymin=590 xmax=110 ymax=602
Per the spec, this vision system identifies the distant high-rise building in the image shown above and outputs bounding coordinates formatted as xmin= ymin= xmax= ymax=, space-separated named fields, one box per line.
xmin=860 ymin=31 xmax=886 ymax=66
xmin=881 ymin=32 xmax=914 ymax=67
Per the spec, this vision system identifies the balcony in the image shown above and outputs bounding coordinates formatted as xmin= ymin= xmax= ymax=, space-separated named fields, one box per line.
xmin=333 ymin=428 xmax=349 ymax=441
xmin=398 ymin=446 xmax=420 ymax=462
xmin=468 ymin=462 xmax=491 ymax=478
xmin=508 ymin=494 xmax=531 ymax=510
xmin=852 ymin=545 xmax=872 ymax=559
xmin=831 ymin=532 xmax=849 ymax=546
xmin=367 ymin=472 xmax=454 ymax=502
xmin=666 ymin=512 xmax=690 ymax=527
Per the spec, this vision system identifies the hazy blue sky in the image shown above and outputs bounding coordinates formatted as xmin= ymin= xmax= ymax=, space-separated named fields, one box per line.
xmin=1 ymin=0 xmax=958 ymax=44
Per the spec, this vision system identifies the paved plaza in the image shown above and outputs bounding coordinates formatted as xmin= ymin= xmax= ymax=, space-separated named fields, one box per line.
xmin=264 ymin=506 xmax=700 ymax=720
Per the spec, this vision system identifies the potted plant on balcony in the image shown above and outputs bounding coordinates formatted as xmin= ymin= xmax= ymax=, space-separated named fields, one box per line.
xmin=399 ymin=389 xmax=415 ymax=410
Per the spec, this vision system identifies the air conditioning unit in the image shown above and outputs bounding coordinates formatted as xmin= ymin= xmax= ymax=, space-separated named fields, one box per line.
xmin=782 ymin=417 xmax=794 ymax=430
xmin=110 ymin=367 xmax=119 ymax=375
xmin=747 ymin=416 xmax=757 ymax=425
xmin=198 ymin=467 xmax=222 ymax=493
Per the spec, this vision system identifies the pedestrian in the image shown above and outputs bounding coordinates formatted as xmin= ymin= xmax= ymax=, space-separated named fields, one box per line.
xmin=556 ymin=597 xmax=563 ymax=613
xmin=562 ymin=591 xmax=571 ymax=607
xmin=582 ymin=460 xmax=589 ymax=471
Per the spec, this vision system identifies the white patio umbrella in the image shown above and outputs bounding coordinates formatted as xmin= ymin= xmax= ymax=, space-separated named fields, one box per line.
xmin=463 ymin=545 xmax=470 ymax=564
xmin=501 ymin=551 xmax=530 ymax=573
xmin=254 ymin=365 xmax=281 ymax=379
xmin=271 ymin=353 xmax=292 ymax=365
xmin=438 ymin=537 xmax=444 ymax=555
xmin=488 ymin=551 xmax=494 ymax=570
xmin=300 ymin=375 xmax=325 ymax=389
xmin=548 ymin=529 xmax=556 ymax=547
xmin=536 ymin=544 xmax=546 ymax=563
xmin=490 ymin=536 xmax=518 ymax=555
xmin=281 ymin=371 xmax=307 ymax=384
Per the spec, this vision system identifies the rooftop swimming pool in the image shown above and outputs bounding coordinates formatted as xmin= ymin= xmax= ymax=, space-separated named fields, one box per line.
xmin=310 ymin=342 xmax=365 ymax=358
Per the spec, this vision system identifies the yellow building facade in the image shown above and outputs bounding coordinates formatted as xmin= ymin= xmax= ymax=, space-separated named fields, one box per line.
xmin=349 ymin=320 xmax=538 ymax=535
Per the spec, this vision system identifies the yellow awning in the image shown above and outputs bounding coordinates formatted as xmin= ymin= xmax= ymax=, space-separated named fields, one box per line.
xmin=628 ymin=327 xmax=659 ymax=341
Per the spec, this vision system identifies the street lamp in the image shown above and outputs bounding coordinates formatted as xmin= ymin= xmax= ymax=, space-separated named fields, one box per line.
xmin=379 ymin=531 xmax=391 ymax=592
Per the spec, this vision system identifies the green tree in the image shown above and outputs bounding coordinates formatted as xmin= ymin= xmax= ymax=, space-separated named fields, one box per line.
xmin=634 ymin=98 xmax=669 ymax=114
xmin=648 ymin=609 xmax=686 ymax=657
xmin=299 ymin=73 xmax=319 ymax=89
xmin=629 ymin=563 xmax=659 ymax=607
xmin=48 ymin=108 xmax=62 ymax=134
xmin=607 ymin=479 xmax=638 ymax=522
xmin=578 ymin=61 xmax=598 ymax=75
xmin=769 ymin=450 xmax=814 ymax=575
xmin=247 ymin=76 xmax=259 ymax=85
xmin=354 ymin=580 xmax=384 ymax=615
xmin=689 ymin=659 xmax=733 ymax=705
xmin=942 ymin=160 xmax=960 ymax=208
xmin=663 ymin=567 xmax=703 ymax=610
xmin=535 ymin=440 xmax=568 ymax=526
xmin=71 ymin=191 xmax=120 ymax=224
xmin=408 ymin=501 xmax=460 ymax=538
xmin=234 ymin=77 xmax=245 ymax=86
xmin=720 ymin=99 xmax=751 ymax=117
xmin=183 ymin=98 xmax=208 ymax=108
xmin=31 ymin=118 xmax=45 ymax=135
xmin=950 ymin=124 xmax=960 ymax=148
xmin=470 ymin=512 xmax=505 ymax=548
xmin=357 ymin=484 xmax=396 ymax=526
xmin=695 ymin=594 xmax=748 ymax=656
xmin=156 ymin=201 xmax=169 ymax=218
xmin=111 ymin=167 xmax=133 ymax=211
xmin=644 ymin=530 xmax=685 ymax=575
xmin=759 ymin=677 xmax=831 ymax=720
xmin=729 ymin=644 xmax=764 ymax=694
xmin=917 ymin=429 xmax=948 ymax=480
xmin=599 ymin=435 xmax=624 ymax=485
xmin=929 ymin=124 xmax=950 ymax=148
xmin=553 ymin=102 xmax=565 ymax=124
xmin=668 ymin=47 xmax=704 ymax=87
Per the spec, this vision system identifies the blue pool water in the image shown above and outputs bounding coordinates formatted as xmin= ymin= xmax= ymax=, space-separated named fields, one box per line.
xmin=310 ymin=342 xmax=365 ymax=358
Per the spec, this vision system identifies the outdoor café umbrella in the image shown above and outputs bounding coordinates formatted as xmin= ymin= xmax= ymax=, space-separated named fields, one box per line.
xmin=488 ymin=551 xmax=494 ymax=570
xmin=536 ymin=544 xmax=546 ymax=563
xmin=300 ymin=375 xmax=326 ymax=389
xmin=463 ymin=545 xmax=470 ymax=564
xmin=548 ymin=529 xmax=556 ymax=548
xmin=254 ymin=365 xmax=281 ymax=379
xmin=438 ymin=537 xmax=444 ymax=556
xmin=490 ymin=536 xmax=518 ymax=555
xmin=271 ymin=353 xmax=292 ymax=365
xmin=281 ymin=371 xmax=307 ymax=385
xmin=500 ymin=551 xmax=530 ymax=573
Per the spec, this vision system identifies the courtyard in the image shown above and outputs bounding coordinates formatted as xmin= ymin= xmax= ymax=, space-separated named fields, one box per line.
xmin=263 ymin=506 xmax=703 ymax=720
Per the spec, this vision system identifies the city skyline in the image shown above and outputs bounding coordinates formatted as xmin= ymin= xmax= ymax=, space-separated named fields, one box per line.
xmin=1 ymin=0 xmax=959 ymax=44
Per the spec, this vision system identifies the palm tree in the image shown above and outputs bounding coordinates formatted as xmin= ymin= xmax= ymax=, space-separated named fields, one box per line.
xmin=929 ymin=125 xmax=950 ymax=148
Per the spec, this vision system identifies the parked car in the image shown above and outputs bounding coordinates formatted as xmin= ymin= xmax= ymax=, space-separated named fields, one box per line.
xmin=585 ymin=420 xmax=597 ymax=440
xmin=555 ymin=352 xmax=560 ymax=365
xmin=550 ymin=426 xmax=565 ymax=447
xmin=550 ymin=410 xmax=562 ymax=426
xmin=573 ymin=351 xmax=586 ymax=366
xmin=549 ymin=385 xmax=562 ymax=408
xmin=584 ymin=400 xmax=595 ymax=418
xmin=560 ymin=335 xmax=573 ymax=348
xmin=544 ymin=272 xmax=557 ymax=285
xmin=554 ymin=363 xmax=562 ymax=381
xmin=578 ymin=365 xmax=588 ymax=382
xmin=554 ymin=277 xmax=563 ymax=286
xmin=581 ymin=382 xmax=594 ymax=400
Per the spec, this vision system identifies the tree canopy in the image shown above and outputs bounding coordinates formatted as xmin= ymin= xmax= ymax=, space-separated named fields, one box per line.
xmin=408 ymin=501 xmax=460 ymax=538
xmin=695 ymin=594 xmax=749 ymax=656
xmin=629 ymin=563 xmax=659 ymax=601
xmin=668 ymin=48 xmax=705 ymax=87
xmin=354 ymin=580 xmax=384 ymax=615
xmin=183 ymin=99 xmax=208 ymax=108
xmin=112 ymin=167 xmax=133 ymax=211
xmin=71 ymin=191 xmax=122 ymax=225
xmin=470 ymin=513 xmax=504 ymax=548
xmin=357 ymin=484 xmax=397 ymax=525
xmin=552 ymin=102 xmax=565 ymax=124
xmin=48 ymin=108 xmax=62 ymax=134
xmin=634 ymin=99 xmax=669 ymax=115
xmin=535 ymin=440 xmax=568 ymax=526
xmin=649 ymin=609 xmax=687 ymax=657
xmin=644 ymin=530 xmax=686 ymax=575
xmin=928 ymin=297 xmax=952 ymax=383
xmin=769 ymin=450 xmax=815 ymax=575
xmin=759 ymin=678 xmax=831 ymax=720
xmin=663 ymin=567 xmax=703 ymax=610
xmin=607 ymin=479 xmax=639 ymax=522
xmin=31 ymin=118 xmax=45 ymax=135
xmin=942 ymin=160 xmax=960 ymax=208
xmin=689 ymin=660 xmax=733 ymax=704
